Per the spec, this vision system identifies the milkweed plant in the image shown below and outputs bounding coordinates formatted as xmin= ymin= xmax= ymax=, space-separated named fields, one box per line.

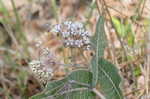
xmin=29 ymin=16 xmax=124 ymax=99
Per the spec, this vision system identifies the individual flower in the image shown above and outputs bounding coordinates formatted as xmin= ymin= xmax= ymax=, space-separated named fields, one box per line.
xmin=52 ymin=24 xmax=62 ymax=33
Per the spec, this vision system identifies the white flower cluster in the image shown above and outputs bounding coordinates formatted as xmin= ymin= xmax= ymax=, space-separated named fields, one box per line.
xmin=29 ymin=48 xmax=56 ymax=84
xmin=52 ymin=21 xmax=92 ymax=50
xmin=29 ymin=60 xmax=53 ymax=84
xmin=29 ymin=60 xmax=52 ymax=82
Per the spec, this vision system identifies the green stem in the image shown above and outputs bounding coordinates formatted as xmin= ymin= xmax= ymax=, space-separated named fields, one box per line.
xmin=51 ymin=0 xmax=59 ymax=22
xmin=10 ymin=0 xmax=29 ymax=58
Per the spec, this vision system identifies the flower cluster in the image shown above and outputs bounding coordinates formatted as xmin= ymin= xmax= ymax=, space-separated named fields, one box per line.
xmin=29 ymin=48 xmax=58 ymax=84
xmin=29 ymin=60 xmax=53 ymax=84
xmin=52 ymin=21 xmax=92 ymax=50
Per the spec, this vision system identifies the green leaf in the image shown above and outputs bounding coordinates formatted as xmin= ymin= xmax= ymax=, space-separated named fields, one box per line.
xmin=112 ymin=17 xmax=126 ymax=37
xmin=55 ymin=89 xmax=95 ymax=99
xmin=91 ymin=16 xmax=107 ymax=86
xmin=125 ymin=23 xmax=135 ymax=46
xmin=0 ymin=0 xmax=9 ymax=17
xmin=30 ymin=70 xmax=96 ymax=99
xmin=54 ymin=70 xmax=95 ymax=99
xmin=112 ymin=17 xmax=135 ymax=46
xmin=67 ymin=69 xmax=93 ymax=85
xmin=46 ymin=79 xmax=67 ymax=91
xmin=133 ymin=66 xmax=141 ymax=77
xmin=98 ymin=58 xmax=123 ymax=99
xmin=30 ymin=91 xmax=49 ymax=99
xmin=143 ymin=18 xmax=150 ymax=26
xmin=91 ymin=16 xmax=107 ymax=57
xmin=30 ymin=79 xmax=67 ymax=99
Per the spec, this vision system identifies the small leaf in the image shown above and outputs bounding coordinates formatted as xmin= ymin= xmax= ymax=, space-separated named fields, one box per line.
xmin=125 ymin=23 xmax=135 ymax=46
xmin=112 ymin=17 xmax=126 ymax=37
xmin=133 ymin=66 xmax=141 ymax=77
xmin=91 ymin=16 xmax=107 ymax=86
xmin=98 ymin=58 xmax=123 ymax=99
xmin=143 ymin=18 xmax=150 ymax=26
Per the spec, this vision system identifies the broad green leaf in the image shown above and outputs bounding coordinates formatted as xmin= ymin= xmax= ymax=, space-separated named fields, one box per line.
xmin=53 ymin=70 xmax=95 ymax=99
xmin=67 ymin=69 xmax=92 ymax=84
xmin=55 ymin=89 xmax=95 ymax=99
xmin=30 ymin=79 xmax=67 ymax=99
xmin=98 ymin=58 xmax=123 ymax=99
xmin=91 ymin=57 xmax=98 ymax=86
xmin=46 ymin=79 xmax=67 ymax=91
xmin=30 ymin=70 xmax=96 ymax=99
xmin=91 ymin=16 xmax=107 ymax=57
xmin=91 ymin=16 xmax=107 ymax=86
xmin=30 ymin=91 xmax=50 ymax=99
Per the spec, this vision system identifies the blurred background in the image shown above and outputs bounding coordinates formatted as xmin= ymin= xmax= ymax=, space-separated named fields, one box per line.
xmin=0 ymin=0 xmax=150 ymax=99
